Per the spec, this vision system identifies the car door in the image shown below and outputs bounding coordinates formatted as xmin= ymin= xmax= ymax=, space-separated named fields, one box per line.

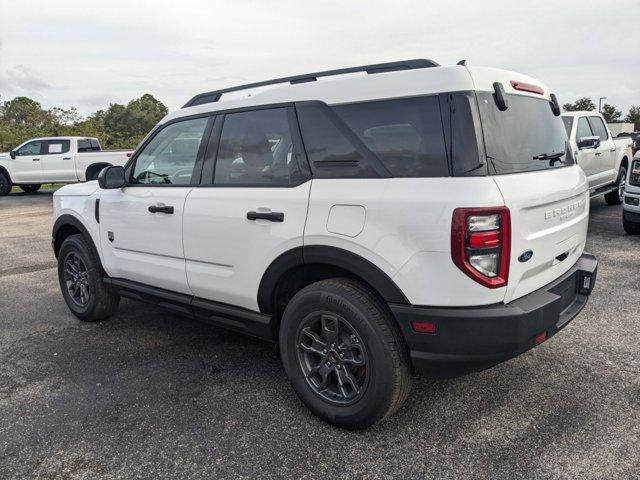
xmin=588 ymin=115 xmax=617 ymax=184
xmin=98 ymin=115 xmax=213 ymax=294
xmin=574 ymin=116 xmax=600 ymax=189
xmin=41 ymin=139 xmax=75 ymax=182
xmin=11 ymin=140 xmax=44 ymax=182
xmin=183 ymin=107 xmax=312 ymax=311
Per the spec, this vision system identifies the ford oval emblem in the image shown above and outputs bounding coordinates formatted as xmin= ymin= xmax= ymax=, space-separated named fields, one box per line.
xmin=518 ymin=250 xmax=533 ymax=263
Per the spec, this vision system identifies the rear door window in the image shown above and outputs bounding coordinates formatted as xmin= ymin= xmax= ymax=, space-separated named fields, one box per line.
xmin=213 ymin=108 xmax=306 ymax=187
xmin=44 ymin=140 xmax=70 ymax=154
xmin=587 ymin=116 xmax=609 ymax=141
xmin=332 ymin=96 xmax=448 ymax=177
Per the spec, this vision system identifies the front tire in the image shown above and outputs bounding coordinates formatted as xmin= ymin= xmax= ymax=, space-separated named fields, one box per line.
xmin=279 ymin=278 xmax=412 ymax=429
xmin=0 ymin=171 xmax=11 ymax=196
xmin=605 ymin=165 xmax=627 ymax=205
xmin=623 ymin=216 xmax=640 ymax=235
xmin=19 ymin=184 xmax=42 ymax=193
xmin=57 ymin=234 xmax=120 ymax=322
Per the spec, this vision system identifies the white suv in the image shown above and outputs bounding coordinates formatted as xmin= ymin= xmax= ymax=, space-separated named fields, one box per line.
xmin=52 ymin=59 xmax=598 ymax=429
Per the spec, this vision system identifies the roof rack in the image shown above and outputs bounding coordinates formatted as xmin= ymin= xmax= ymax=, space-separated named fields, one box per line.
xmin=182 ymin=58 xmax=440 ymax=108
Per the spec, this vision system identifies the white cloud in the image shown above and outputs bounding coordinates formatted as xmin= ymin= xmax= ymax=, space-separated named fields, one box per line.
xmin=0 ymin=0 xmax=638 ymax=115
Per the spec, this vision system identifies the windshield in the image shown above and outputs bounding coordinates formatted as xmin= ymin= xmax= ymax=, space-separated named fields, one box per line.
xmin=562 ymin=116 xmax=574 ymax=137
xmin=477 ymin=93 xmax=574 ymax=175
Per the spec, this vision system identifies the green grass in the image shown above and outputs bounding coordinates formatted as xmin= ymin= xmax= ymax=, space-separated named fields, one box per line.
xmin=11 ymin=183 xmax=63 ymax=193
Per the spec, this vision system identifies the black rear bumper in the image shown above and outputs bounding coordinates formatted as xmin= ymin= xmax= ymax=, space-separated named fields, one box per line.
xmin=390 ymin=252 xmax=597 ymax=374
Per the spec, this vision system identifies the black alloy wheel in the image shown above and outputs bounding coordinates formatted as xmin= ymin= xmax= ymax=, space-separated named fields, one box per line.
xmin=296 ymin=313 xmax=368 ymax=405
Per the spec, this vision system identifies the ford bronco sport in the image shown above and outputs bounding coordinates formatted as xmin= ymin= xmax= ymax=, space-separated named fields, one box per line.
xmin=52 ymin=59 xmax=597 ymax=429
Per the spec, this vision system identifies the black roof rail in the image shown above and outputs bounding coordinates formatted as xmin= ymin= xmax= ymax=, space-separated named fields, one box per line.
xmin=182 ymin=58 xmax=440 ymax=108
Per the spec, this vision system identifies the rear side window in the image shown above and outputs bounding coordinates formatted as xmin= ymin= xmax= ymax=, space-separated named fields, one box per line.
xmin=214 ymin=108 xmax=305 ymax=187
xmin=44 ymin=140 xmax=70 ymax=154
xmin=332 ymin=96 xmax=448 ymax=177
xmin=587 ymin=116 xmax=608 ymax=141
xmin=576 ymin=117 xmax=593 ymax=139
xmin=78 ymin=139 xmax=101 ymax=152
xmin=296 ymin=102 xmax=381 ymax=178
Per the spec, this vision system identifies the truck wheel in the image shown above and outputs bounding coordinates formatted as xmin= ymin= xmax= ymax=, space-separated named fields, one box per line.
xmin=623 ymin=216 xmax=640 ymax=235
xmin=279 ymin=278 xmax=412 ymax=429
xmin=19 ymin=184 xmax=42 ymax=193
xmin=0 ymin=171 xmax=11 ymax=196
xmin=57 ymin=234 xmax=120 ymax=322
xmin=605 ymin=166 xmax=626 ymax=205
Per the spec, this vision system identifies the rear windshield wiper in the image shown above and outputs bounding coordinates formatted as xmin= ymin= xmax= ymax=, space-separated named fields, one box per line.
xmin=533 ymin=151 xmax=566 ymax=166
xmin=532 ymin=151 xmax=564 ymax=161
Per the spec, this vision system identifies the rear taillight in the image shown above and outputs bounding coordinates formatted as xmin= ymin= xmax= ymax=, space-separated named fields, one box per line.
xmin=451 ymin=207 xmax=511 ymax=288
xmin=630 ymin=160 xmax=640 ymax=187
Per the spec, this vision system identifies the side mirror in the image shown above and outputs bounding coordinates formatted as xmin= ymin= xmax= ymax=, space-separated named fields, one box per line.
xmin=9 ymin=150 xmax=16 ymax=159
xmin=578 ymin=136 xmax=600 ymax=150
xmin=97 ymin=165 xmax=126 ymax=189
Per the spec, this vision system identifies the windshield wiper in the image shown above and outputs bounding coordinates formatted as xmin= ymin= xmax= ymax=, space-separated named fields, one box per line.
xmin=532 ymin=151 xmax=564 ymax=161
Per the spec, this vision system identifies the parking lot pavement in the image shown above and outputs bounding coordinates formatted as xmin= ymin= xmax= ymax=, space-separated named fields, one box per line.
xmin=0 ymin=191 xmax=638 ymax=480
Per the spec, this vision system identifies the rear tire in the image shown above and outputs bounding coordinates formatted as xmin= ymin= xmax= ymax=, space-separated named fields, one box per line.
xmin=279 ymin=278 xmax=412 ymax=429
xmin=623 ymin=216 xmax=640 ymax=235
xmin=57 ymin=234 xmax=120 ymax=322
xmin=19 ymin=184 xmax=42 ymax=193
xmin=0 ymin=171 xmax=11 ymax=196
xmin=605 ymin=166 xmax=626 ymax=205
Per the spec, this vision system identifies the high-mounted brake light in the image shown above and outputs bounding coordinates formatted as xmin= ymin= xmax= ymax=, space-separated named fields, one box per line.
xmin=510 ymin=80 xmax=544 ymax=95
xmin=451 ymin=207 xmax=511 ymax=288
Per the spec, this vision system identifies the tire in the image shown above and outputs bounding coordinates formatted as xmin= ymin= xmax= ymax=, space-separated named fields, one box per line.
xmin=623 ymin=216 xmax=640 ymax=235
xmin=19 ymin=184 xmax=42 ymax=193
xmin=605 ymin=165 xmax=627 ymax=205
xmin=279 ymin=278 xmax=412 ymax=429
xmin=57 ymin=234 xmax=120 ymax=322
xmin=0 ymin=171 xmax=11 ymax=196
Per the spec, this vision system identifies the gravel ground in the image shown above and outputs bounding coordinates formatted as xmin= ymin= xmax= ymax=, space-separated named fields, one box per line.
xmin=0 ymin=191 xmax=638 ymax=479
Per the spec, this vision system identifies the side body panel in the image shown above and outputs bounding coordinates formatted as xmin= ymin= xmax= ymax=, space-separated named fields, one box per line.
xmin=183 ymin=182 xmax=312 ymax=311
xmin=98 ymin=187 xmax=193 ymax=294
xmin=305 ymin=177 xmax=507 ymax=307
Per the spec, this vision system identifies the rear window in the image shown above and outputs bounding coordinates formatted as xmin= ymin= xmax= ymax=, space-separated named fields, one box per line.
xmin=562 ymin=116 xmax=574 ymax=137
xmin=477 ymin=93 xmax=574 ymax=175
xmin=333 ymin=96 xmax=448 ymax=177
xmin=78 ymin=139 xmax=101 ymax=152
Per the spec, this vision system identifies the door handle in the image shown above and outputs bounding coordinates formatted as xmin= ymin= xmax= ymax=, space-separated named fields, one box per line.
xmin=595 ymin=152 xmax=602 ymax=156
xmin=63 ymin=157 xmax=71 ymax=160
xmin=148 ymin=204 xmax=174 ymax=214
xmin=246 ymin=211 xmax=284 ymax=222
xmin=32 ymin=158 xmax=40 ymax=162
xmin=609 ymin=148 xmax=616 ymax=152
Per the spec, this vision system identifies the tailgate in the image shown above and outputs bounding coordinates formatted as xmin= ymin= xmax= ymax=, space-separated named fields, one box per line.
xmin=492 ymin=165 xmax=589 ymax=303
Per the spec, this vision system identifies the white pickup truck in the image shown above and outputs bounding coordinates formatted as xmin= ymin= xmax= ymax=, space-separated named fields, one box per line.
xmin=562 ymin=111 xmax=633 ymax=204
xmin=0 ymin=137 xmax=132 ymax=196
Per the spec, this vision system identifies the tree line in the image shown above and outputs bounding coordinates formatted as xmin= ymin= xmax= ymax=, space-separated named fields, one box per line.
xmin=563 ymin=97 xmax=640 ymax=128
xmin=0 ymin=94 xmax=168 ymax=152
xmin=2 ymin=93 xmax=638 ymax=153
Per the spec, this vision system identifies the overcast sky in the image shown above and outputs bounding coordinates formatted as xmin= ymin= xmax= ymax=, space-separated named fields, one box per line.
xmin=1 ymin=0 xmax=638 ymax=117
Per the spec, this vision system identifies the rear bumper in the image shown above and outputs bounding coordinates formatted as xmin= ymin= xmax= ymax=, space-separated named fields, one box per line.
xmin=390 ymin=252 xmax=597 ymax=374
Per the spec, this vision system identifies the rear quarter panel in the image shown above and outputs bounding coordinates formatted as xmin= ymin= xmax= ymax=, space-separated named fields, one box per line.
xmin=304 ymin=177 xmax=507 ymax=307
